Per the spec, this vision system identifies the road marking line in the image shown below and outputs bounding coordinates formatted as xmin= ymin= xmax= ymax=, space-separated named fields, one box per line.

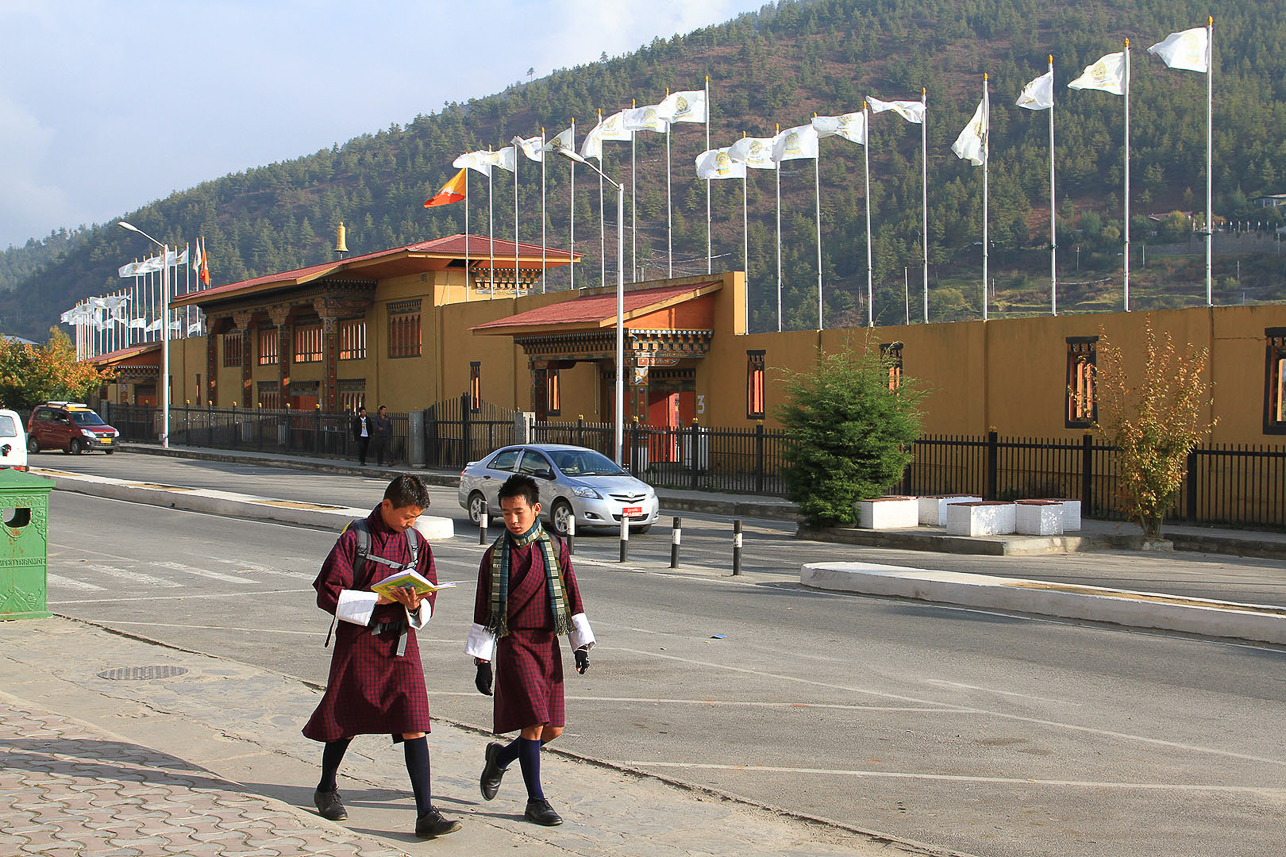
xmin=922 ymin=679 xmax=1082 ymax=705
xmin=94 ymin=620 xmax=318 ymax=635
xmin=149 ymin=561 xmax=257 ymax=584
xmin=45 ymin=573 xmax=106 ymax=592
xmin=89 ymin=565 xmax=183 ymax=588
xmin=608 ymin=646 xmax=1286 ymax=767
xmin=609 ymin=761 xmax=1286 ymax=795
xmin=47 ymin=588 xmax=315 ymax=605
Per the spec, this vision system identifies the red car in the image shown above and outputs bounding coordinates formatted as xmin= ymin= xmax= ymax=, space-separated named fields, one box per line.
xmin=27 ymin=402 xmax=119 ymax=454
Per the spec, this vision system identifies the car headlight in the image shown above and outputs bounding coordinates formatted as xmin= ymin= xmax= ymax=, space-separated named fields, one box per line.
xmin=81 ymin=429 xmax=96 ymax=438
xmin=571 ymin=486 xmax=601 ymax=499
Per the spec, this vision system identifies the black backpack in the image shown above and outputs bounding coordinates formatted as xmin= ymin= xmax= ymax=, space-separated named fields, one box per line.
xmin=323 ymin=519 xmax=419 ymax=648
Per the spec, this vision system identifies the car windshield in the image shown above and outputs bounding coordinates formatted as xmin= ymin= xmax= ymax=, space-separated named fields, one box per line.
xmin=70 ymin=410 xmax=106 ymax=426
xmin=549 ymin=449 xmax=625 ymax=476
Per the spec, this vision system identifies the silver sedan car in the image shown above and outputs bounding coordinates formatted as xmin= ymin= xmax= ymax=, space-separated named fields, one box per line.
xmin=458 ymin=444 xmax=659 ymax=536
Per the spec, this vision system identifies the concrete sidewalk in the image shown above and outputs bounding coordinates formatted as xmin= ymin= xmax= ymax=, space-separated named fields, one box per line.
xmin=0 ymin=617 xmax=952 ymax=857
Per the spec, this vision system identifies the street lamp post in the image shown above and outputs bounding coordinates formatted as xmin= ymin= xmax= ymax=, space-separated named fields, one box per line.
xmin=118 ymin=221 xmax=170 ymax=448
xmin=557 ymin=150 xmax=626 ymax=465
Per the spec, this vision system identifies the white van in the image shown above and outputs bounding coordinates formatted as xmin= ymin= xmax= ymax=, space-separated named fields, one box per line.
xmin=0 ymin=409 xmax=29 ymax=470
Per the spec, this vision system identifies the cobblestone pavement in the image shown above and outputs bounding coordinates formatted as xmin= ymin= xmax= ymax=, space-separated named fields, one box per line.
xmin=0 ymin=697 xmax=409 ymax=857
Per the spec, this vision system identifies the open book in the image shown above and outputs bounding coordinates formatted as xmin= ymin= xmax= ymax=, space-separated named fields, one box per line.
xmin=371 ymin=570 xmax=457 ymax=598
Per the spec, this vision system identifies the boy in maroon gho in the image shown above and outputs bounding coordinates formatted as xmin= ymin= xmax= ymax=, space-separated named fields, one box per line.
xmin=303 ymin=474 xmax=460 ymax=839
xmin=467 ymin=473 xmax=595 ymax=826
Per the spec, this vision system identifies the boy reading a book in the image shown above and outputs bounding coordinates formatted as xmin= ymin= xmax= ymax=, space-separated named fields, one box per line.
xmin=303 ymin=474 xmax=461 ymax=839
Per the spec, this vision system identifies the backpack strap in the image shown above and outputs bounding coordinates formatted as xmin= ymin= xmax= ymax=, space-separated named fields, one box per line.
xmin=325 ymin=519 xmax=372 ymax=649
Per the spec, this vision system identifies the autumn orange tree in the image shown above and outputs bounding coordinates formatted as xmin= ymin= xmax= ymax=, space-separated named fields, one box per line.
xmin=1093 ymin=318 xmax=1216 ymax=541
xmin=0 ymin=328 xmax=112 ymax=412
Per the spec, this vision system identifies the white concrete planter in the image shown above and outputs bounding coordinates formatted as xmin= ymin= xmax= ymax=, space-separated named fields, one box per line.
xmin=946 ymin=501 xmax=1017 ymax=536
xmin=1039 ymin=498 xmax=1081 ymax=531
xmin=1015 ymin=500 xmax=1064 ymax=535
xmin=917 ymin=495 xmax=983 ymax=526
xmin=857 ymin=496 xmax=919 ymax=529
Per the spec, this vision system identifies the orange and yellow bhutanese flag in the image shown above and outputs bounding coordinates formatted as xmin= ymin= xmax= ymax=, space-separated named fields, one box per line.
xmin=198 ymin=237 xmax=211 ymax=286
xmin=424 ymin=169 xmax=467 ymax=207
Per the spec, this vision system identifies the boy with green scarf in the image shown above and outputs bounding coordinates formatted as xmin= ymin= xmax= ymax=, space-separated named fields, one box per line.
xmin=466 ymin=473 xmax=595 ymax=826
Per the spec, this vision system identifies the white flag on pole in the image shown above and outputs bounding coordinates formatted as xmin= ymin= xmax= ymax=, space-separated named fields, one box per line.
xmin=454 ymin=150 xmax=498 ymax=176
xmin=728 ymin=136 xmax=778 ymax=170
xmin=102 ymin=294 xmax=130 ymax=320
xmin=695 ymin=148 xmax=747 ymax=180
xmin=117 ymin=261 xmax=142 ymax=278
xmin=867 ymin=96 xmax=926 ymax=123
xmin=771 ymin=124 xmax=820 ymax=163
xmin=657 ymin=90 xmax=707 ymax=124
xmin=145 ymin=318 xmax=162 ymax=333
xmin=491 ymin=146 xmax=517 ymax=173
xmin=580 ymin=111 xmax=631 ymax=160
xmin=1016 ymin=70 xmax=1055 ymax=110
xmin=191 ymin=240 xmax=203 ymax=272
xmin=542 ymin=127 xmax=575 ymax=156
xmin=1148 ymin=27 xmax=1209 ymax=73
xmin=951 ymin=99 xmax=988 ymax=166
xmin=812 ymin=112 xmax=867 ymax=145
xmin=129 ymin=318 xmax=148 ymax=330
xmin=187 ymin=321 xmax=203 ymax=335
xmin=514 ymin=135 xmax=545 ymax=162
xmin=1068 ymin=52 xmax=1126 ymax=95
xmin=622 ymin=105 xmax=668 ymax=133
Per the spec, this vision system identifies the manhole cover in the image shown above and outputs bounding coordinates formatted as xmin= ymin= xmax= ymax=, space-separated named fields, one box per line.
xmin=97 ymin=666 xmax=190 ymax=681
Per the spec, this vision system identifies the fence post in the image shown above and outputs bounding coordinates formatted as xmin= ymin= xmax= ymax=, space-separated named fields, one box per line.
xmin=985 ymin=429 xmax=998 ymax=500
xmin=1081 ymin=431 xmax=1094 ymax=516
xmin=690 ymin=419 xmax=700 ymax=490
xmin=577 ymin=415 xmax=584 ymax=447
xmin=755 ymin=422 xmax=765 ymax=494
xmin=1186 ymin=448 xmax=1199 ymax=524
xmin=315 ymin=405 xmax=322 ymax=456
xmin=208 ymin=402 xmax=214 ymax=448
xmin=460 ymin=392 xmax=472 ymax=469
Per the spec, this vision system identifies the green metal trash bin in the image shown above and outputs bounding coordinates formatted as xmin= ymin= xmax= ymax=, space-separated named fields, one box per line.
xmin=0 ymin=469 xmax=55 ymax=620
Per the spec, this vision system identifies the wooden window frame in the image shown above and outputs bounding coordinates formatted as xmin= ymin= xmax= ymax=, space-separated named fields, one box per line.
xmin=469 ymin=361 xmax=481 ymax=412
xmin=746 ymin=350 xmax=766 ymax=420
xmin=1065 ymin=336 xmax=1098 ymax=429
xmin=1264 ymin=328 xmax=1286 ymax=434
xmin=339 ymin=318 xmax=366 ymax=360
xmin=293 ymin=322 xmax=324 ymax=363
xmin=388 ymin=299 xmax=422 ymax=359
xmin=547 ymin=367 xmax=561 ymax=416
xmin=880 ymin=341 xmax=904 ymax=392
xmin=257 ymin=328 xmax=279 ymax=366
xmin=222 ymin=331 xmax=244 ymax=368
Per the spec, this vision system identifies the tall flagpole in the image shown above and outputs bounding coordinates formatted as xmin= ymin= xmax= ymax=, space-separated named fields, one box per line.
xmin=515 ymin=143 xmax=520 ymax=293
xmin=1049 ymin=56 xmax=1058 ymax=316
xmin=815 ymin=131 xmax=823 ymax=330
xmin=1206 ymin=17 xmax=1214 ymax=305
xmin=666 ymin=89 xmax=673 ymax=278
xmin=1123 ymin=39 xmax=1131 ymax=311
xmin=742 ymin=150 xmax=749 ymax=291
xmin=570 ymin=119 xmax=576 ymax=290
xmin=921 ymin=88 xmax=929 ymax=323
xmin=771 ymin=121 xmax=781 ymax=331
xmin=465 ymin=171 xmax=471 ymax=301
xmin=631 ymin=100 xmax=637 ymax=282
xmin=865 ymin=101 xmax=874 ymax=328
xmin=488 ymin=149 xmax=495 ymax=298
xmin=599 ymin=110 xmax=606 ymax=289
xmin=982 ymin=74 xmax=990 ymax=322
xmin=706 ymin=75 xmax=712 ymax=274
xmin=541 ymin=130 xmax=547 ymax=293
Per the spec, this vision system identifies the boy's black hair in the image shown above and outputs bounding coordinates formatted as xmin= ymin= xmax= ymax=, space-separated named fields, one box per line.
xmin=384 ymin=474 xmax=431 ymax=510
xmin=498 ymin=473 xmax=540 ymax=508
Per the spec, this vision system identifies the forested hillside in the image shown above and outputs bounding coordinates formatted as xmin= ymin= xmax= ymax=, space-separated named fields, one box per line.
xmin=2 ymin=0 xmax=1284 ymax=339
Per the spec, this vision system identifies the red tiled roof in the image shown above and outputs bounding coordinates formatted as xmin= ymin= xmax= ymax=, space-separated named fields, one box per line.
xmin=90 ymin=342 xmax=160 ymax=366
xmin=173 ymin=234 xmax=578 ymax=306
xmin=471 ymin=281 xmax=720 ymax=333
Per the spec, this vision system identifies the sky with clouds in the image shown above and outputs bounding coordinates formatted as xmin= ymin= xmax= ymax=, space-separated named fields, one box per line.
xmin=0 ymin=0 xmax=768 ymax=250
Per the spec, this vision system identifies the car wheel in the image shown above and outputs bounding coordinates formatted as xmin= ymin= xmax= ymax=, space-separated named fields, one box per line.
xmin=467 ymin=492 xmax=488 ymax=525
xmin=550 ymin=500 xmax=574 ymax=537
xmin=635 ymin=524 xmax=652 ymax=535
xmin=27 ymin=437 xmax=39 ymax=454
xmin=69 ymin=438 xmax=83 ymax=455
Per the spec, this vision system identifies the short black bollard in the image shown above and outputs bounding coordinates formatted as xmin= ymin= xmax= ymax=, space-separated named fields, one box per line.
xmin=478 ymin=504 xmax=489 ymax=545
xmin=566 ymin=513 xmax=576 ymax=555
xmin=670 ymin=517 xmax=682 ymax=568
xmin=619 ymin=515 xmax=629 ymax=562
xmin=732 ymin=519 xmax=743 ymax=576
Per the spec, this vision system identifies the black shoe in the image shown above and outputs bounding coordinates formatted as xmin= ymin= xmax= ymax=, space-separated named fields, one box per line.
xmin=415 ymin=808 xmax=462 ymax=839
xmin=313 ymin=788 xmax=347 ymax=821
xmin=524 ymin=798 xmax=563 ymax=826
xmin=480 ymin=741 xmax=507 ymax=801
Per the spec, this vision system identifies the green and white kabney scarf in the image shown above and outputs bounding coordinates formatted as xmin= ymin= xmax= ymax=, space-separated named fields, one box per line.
xmin=484 ymin=521 xmax=572 ymax=639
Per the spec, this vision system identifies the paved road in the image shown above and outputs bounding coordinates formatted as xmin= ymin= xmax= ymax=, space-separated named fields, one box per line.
xmin=43 ymin=482 xmax=1286 ymax=857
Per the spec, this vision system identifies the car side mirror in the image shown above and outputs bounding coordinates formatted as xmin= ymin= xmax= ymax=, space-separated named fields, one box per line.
xmin=537 ymin=468 xmax=553 ymax=480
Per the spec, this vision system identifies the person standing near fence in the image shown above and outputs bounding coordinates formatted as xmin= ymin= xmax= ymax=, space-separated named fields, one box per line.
xmin=371 ymin=405 xmax=393 ymax=467
xmin=351 ymin=406 xmax=371 ymax=466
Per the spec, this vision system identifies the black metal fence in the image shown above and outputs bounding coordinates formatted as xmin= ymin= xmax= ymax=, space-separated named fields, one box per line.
xmin=106 ymin=402 xmax=411 ymax=465
xmin=106 ymin=401 xmax=1286 ymax=530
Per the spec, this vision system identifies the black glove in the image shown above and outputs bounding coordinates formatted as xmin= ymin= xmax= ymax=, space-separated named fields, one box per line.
xmin=574 ymin=646 xmax=589 ymax=675
xmin=475 ymin=660 xmax=493 ymax=695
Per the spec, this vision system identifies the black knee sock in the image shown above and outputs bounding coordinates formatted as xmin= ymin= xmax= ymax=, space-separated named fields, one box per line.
xmin=404 ymin=736 xmax=433 ymax=817
xmin=318 ymin=737 xmax=351 ymax=793
xmin=516 ymin=736 xmax=544 ymax=800
xmin=495 ymin=736 xmax=521 ymax=769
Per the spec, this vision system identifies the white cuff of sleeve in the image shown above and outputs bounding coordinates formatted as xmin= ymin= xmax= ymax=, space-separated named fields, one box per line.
xmin=569 ymin=612 xmax=595 ymax=651
xmin=407 ymin=601 xmax=432 ymax=630
xmin=465 ymin=622 xmax=496 ymax=661
xmin=336 ymin=590 xmax=377 ymax=626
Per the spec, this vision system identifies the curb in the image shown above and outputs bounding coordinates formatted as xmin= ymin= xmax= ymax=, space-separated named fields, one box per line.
xmin=800 ymin=562 xmax=1286 ymax=646
xmin=35 ymin=468 xmax=456 ymax=540
xmin=799 ymin=525 xmax=1145 ymax=556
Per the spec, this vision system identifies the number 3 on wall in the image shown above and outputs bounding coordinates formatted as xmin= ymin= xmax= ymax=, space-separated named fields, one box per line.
xmin=697 ymin=394 xmax=706 ymax=415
